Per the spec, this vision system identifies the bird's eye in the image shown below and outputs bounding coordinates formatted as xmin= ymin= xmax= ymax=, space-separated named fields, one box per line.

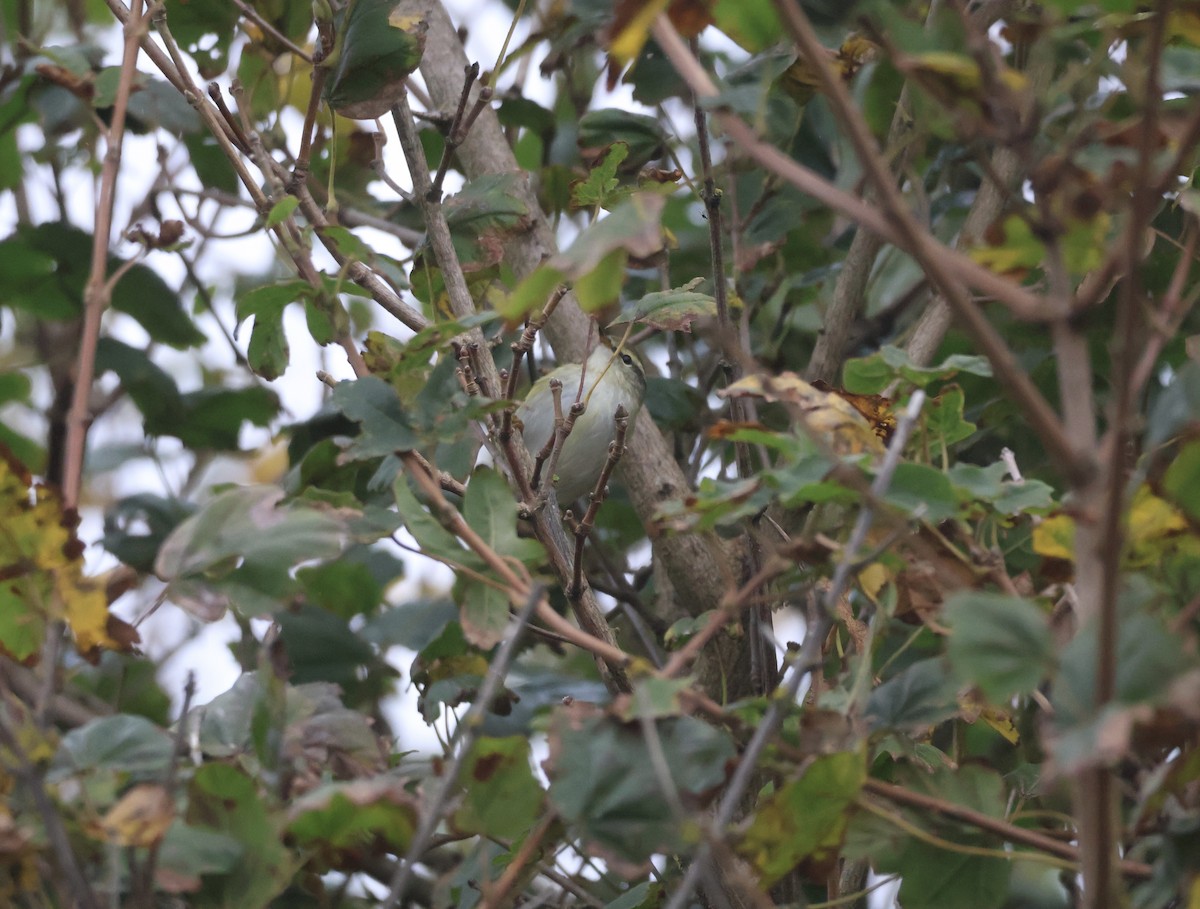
xmin=621 ymin=353 xmax=634 ymax=366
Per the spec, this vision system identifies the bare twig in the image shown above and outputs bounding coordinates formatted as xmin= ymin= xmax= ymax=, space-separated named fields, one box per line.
xmin=429 ymin=63 xmax=480 ymax=201
xmin=62 ymin=0 xmax=147 ymax=509
xmin=230 ymin=0 xmax=313 ymax=63
xmin=690 ymin=50 xmax=778 ymax=696
xmin=568 ymin=404 xmax=630 ymax=598
xmin=862 ymin=779 xmax=1152 ymax=879
xmin=663 ymin=391 xmax=927 ymax=909
xmin=380 ymin=586 xmax=542 ymax=909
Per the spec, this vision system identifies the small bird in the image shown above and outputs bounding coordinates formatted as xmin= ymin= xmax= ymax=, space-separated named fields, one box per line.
xmin=516 ymin=345 xmax=646 ymax=503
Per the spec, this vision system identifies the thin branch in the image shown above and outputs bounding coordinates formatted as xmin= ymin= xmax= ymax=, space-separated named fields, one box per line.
xmin=62 ymin=0 xmax=147 ymax=509
xmin=429 ymin=63 xmax=480 ymax=201
xmin=663 ymin=392 xmax=927 ymax=909
xmin=478 ymin=810 xmax=557 ymax=909
xmin=381 ymin=587 xmax=541 ymax=909
xmin=403 ymin=455 xmax=634 ymax=677
xmin=661 ymin=9 xmax=1090 ymax=487
xmin=690 ymin=49 xmax=778 ymax=695
xmin=568 ymin=404 xmax=630 ymax=598
xmin=862 ymin=779 xmax=1152 ymax=879
xmin=230 ymin=0 xmax=313 ymax=63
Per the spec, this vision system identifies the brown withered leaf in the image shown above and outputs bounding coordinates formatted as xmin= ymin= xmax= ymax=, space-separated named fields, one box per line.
xmin=101 ymin=784 xmax=175 ymax=848
xmin=720 ymin=373 xmax=886 ymax=456
xmin=811 ymin=379 xmax=896 ymax=443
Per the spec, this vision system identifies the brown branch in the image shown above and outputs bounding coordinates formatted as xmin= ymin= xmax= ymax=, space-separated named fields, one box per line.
xmin=429 ymin=63 xmax=480 ymax=201
xmin=62 ymin=0 xmax=147 ymax=509
xmin=655 ymin=11 xmax=1089 ymax=487
xmin=402 ymin=455 xmax=633 ymax=682
xmin=862 ymin=779 xmax=1151 ymax=879
xmin=230 ymin=0 xmax=313 ymax=63
xmin=568 ymin=404 xmax=630 ymax=598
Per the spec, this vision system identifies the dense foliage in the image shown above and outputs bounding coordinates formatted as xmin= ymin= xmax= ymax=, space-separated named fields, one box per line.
xmin=3 ymin=0 xmax=1200 ymax=907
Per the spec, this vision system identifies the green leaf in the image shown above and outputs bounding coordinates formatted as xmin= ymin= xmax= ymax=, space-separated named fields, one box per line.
xmin=237 ymin=281 xmax=307 ymax=380
xmin=866 ymin=659 xmax=958 ymax=731
xmin=571 ymin=142 xmax=629 ymax=209
xmin=393 ymin=476 xmax=484 ymax=571
xmin=574 ymin=248 xmax=626 ymax=311
xmin=498 ymin=265 xmax=567 ymax=322
xmin=274 ymin=604 xmax=375 ymax=687
xmin=923 ymin=385 xmax=976 ymax=446
xmin=296 ymin=559 xmax=385 ymax=620
xmin=499 ymin=193 xmax=664 ymax=321
xmin=609 ymin=279 xmax=718 ymax=332
xmin=264 ymin=195 xmax=299 ymax=228
xmin=1162 ymin=437 xmax=1200 ymax=522
xmin=560 ymin=193 xmax=665 ymax=275
xmin=111 ymin=262 xmax=206 ymax=349
xmin=162 ymin=0 xmax=239 ymax=76
xmin=844 ymin=346 xmax=992 ymax=393
xmin=577 ymin=109 xmax=665 ymax=171
xmin=100 ymin=342 xmax=279 ymax=450
xmin=547 ymin=708 xmax=734 ymax=862
xmin=845 ymin=765 xmax=1011 ymax=909
xmin=463 ymin=467 xmax=545 ymax=565
xmin=739 ymin=750 xmax=866 ymax=885
xmin=452 ymin=737 xmax=543 ymax=839
xmin=618 ymin=676 xmax=694 ymax=720
xmin=0 ymin=223 xmax=201 ymax=347
xmin=51 ymin=715 xmax=174 ymax=780
xmin=323 ymin=1 xmax=427 ymax=119
xmin=883 ymin=462 xmax=959 ymax=521
xmin=102 ymin=493 xmax=194 ymax=573
xmin=287 ymin=778 xmax=417 ymax=862
xmin=172 ymin=386 xmax=280 ymax=450
xmin=444 ymin=172 xmax=533 ymax=269
xmin=94 ymin=338 xmax=184 ymax=431
xmin=712 ymin=0 xmax=785 ymax=52
xmin=892 ymin=847 xmax=1010 ymax=909
xmin=458 ymin=579 xmax=511 ymax=650
xmin=330 ymin=375 xmax=420 ymax=457
xmin=945 ymin=592 xmax=1054 ymax=700
xmin=154 ymin=486 xmax=346 ymax=619
xmin=156 ymin=822 xmax=243 ymax=890
xmin=360 ymin=597 xmax=458 ymax=651
xmin=187 ymin=763 xmax=295 ymax=906
xmin=992 ymin=479 xmax=1055 ymax=515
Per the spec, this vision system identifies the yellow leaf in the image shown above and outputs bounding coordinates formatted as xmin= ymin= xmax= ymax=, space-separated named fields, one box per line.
xmin=1168 ymin=9 xmax=1200 ymax=46
xmin=857 ymin=562 xmax=891 ymax=604
xmin=910 ymin=51 xmax=983 ymax=92
xmin=608 ymin=0 xmax=673 ymax=67
xmin=102 ymin=784 xmax=175 ymax=848
xmin=387 ymin=12 xmax=424 ymax=30
xmin=1031 ymin=514 xmax=1075 ymax=561
xmin=0 ymin=449 xmax=133 ymax=662
xmin=1128 ymin=484 xmax=1187 ymax=541
xmin=721 ymin=372 xmax=885 ymax=456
